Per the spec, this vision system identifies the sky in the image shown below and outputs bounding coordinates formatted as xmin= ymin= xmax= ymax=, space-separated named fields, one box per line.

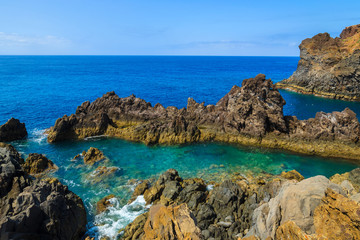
xmin=0 ymin=0 xmax=359 ymax=56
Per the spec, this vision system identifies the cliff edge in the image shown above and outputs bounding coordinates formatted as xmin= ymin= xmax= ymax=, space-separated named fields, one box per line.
xmin=276 ymin=24 xmax=360 ymax=101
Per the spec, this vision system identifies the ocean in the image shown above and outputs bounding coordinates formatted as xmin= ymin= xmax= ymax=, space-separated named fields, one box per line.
xmin=1 ymin=55 xmax=360 ymax=239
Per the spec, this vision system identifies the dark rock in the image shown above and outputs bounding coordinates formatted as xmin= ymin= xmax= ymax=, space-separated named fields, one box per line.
xmin=0 ymin=118 xmax=27 ymax=142
xmin=0 ymin=144 xmax=87 ymax=240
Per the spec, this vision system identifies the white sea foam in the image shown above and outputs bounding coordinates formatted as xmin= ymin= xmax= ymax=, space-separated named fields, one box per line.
xmin=87 ymin=195 xmax=150 ymax=239
xmin=30 ymin=128 xmax=48 ymax=144
xmin=206 ymin=184 xmax=214 ymax=191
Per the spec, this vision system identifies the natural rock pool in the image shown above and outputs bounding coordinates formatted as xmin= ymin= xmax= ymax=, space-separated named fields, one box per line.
xmin=11 ymin=131 xmax=360 ymax=238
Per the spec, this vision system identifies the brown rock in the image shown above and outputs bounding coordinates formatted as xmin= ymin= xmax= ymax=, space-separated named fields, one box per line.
xmin=23 ymin=153 xmax=58 ymax=175
xmin=280 ymin=170 xmax=304 ymax=182
xmin=314 ymin=188 xmax=360 ymax=239
xmin=96 ymin=194 xmax=116 ymax=213
xmin=142 ymin=203 xmax=202 ymax=240
xmin=83 ymin=147 xmax=106 ymax=165
xmin=275 ymin=221 xmax=315 ymax=240
xmin=277 ymin=24 xmax=360 ymax=101
xmin=0 ymin=118 xmax=27 ymax=142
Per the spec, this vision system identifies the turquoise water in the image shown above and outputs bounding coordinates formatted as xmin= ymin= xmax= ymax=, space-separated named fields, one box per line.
xmin=2 ymin=56 xmax=360 ymax=238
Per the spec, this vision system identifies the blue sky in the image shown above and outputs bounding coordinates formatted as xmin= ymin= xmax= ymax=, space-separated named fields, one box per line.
xmin=0 ymin=0 xmax=359 ymax=56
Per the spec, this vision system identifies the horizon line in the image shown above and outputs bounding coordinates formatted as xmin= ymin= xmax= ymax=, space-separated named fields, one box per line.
xmin=0 ymin=54 xmax=299 ymax=57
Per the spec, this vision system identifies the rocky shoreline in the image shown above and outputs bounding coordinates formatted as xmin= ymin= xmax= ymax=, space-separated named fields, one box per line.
xmin=276 ymin=24 xmax=360 ymax=101
xmin=46 ymin=74 xmax=360 ymax=161
xmin=0 ymin=143 xmax=87 ymax=240
xmin=108 ymin=167 xmax=360 ymax=240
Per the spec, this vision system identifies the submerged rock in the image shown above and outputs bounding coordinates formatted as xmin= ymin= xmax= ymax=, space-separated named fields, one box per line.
xmin=0 ymin=144 xmax=87 ymax=240
xmin=277 ymin=24 xmax=360 ymax=101
xmin=47 ymin=74 xmax=360 ymax=160
xmin=0 ymin=118 xmax=27 ymax=142
xmin=23 ymin=153 xmax=58 ymax=176
xmin=88 ymin=166 xmax=122 ymax=183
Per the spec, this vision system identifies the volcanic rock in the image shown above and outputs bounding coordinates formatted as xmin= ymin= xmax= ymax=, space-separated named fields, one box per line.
xmin=0 ymin=118 xmax=27 ymax=142
xmin=96 ymin=194 xmax=116 ymax=214
xmin=47 ymin=74 xmax=360 ymax=160
xmin=23 ymin=153 xmax=58 ymax=175
xmin=277 ymin=24 xmax=360 ymax=101
xmin=0 ymin=144 xmax=87 ymax=240
xmin=82 ymin=147 xmax=106 ymax=165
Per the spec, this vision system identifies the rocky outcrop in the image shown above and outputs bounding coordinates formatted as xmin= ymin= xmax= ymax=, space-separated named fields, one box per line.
xmin=276 ymin=24 xmax=360 ymax=101
xmin=142 ymin=204 xmax=202 ymax=240
xmin=46 ymin=74 xmax=360 ymax=160
xmin=23 ymin=153 xmax=58 ymax=175
xmin=81 ymin=147 xmax=106 ymax=165
xmin=122 ymin=168 xmax=360 ymax=240
xmin=0 ymin=118 xmax=27 ymax=142
xmin=0 ymin=144 xmax=87 ymax=240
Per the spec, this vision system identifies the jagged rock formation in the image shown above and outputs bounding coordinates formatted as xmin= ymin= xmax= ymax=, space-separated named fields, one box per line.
xmin=0 ymin=118 xmax=27 ymax=142
xmin=120 ymin=168 xmax=360 ymax=240
xmin=47 ymin=74 xmax=360 ymax=160
xmin=23 ymin=153 xmax=58 ymax=175
xmin=0 ymin=144 xmax=87 ymax=240
xmin=276 ymin=24 xmax=360 ymax=101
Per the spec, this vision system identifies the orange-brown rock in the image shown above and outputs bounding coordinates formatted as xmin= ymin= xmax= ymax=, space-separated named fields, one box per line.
xmin=142 ymin=203 xmax=202 ymax=240
xmin=277 ymin=24 xmax=360 ymax=101
xmin=280 ymin=170 xmax=304 ymax=182
xmin=23 ymin=153 xmax=58 ymax=175
xmin=314 ymin=189 xmax=360 ymax=239
xmin=96 ymin=194 xmax=116 ymax=214
xmin=275 ymin=221 xmax=316 ymax=240
xmin=82 ymin=147 xmax=106 ymax=165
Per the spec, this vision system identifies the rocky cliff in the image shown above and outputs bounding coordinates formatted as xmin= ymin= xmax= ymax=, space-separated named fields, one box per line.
xmin=0 ymin=143 xmax=87 ymax=240
xmin=47 ymin=74 xmax=360 ymax=161
xmin=276 ymin=24 xmax=360 ymax=101
xmin=117 ymin=168 xmax=360 ymax=240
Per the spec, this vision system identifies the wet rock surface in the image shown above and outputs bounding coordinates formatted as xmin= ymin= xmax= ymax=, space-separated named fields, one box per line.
xmin=0 ymin=144 xmax=87 ymax=240
xmin=121 ymin=168 xmax=360 ymax=240
xmin=0 ymin=118 xmax=27 ymax=142
xmin=47 ymin=74 xmax=360 ymax=160
xmin=277 ymin=24 xmax=360 ymax=101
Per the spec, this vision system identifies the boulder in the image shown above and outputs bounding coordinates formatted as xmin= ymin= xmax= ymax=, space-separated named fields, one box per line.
xmin=249 ymin=176 xmax=344 ymax=239
xmin=23 ymin=153 xmax=58 ymax=175
xmin=280 ymin=170 xmax=304 ymax=182
xmin=87 ymin=166 xmax=121 ymax=183
xmin=142 ymin=204 xmax=202 ymax=240
xmin=0 ymin=118 xmax=27 ymax=142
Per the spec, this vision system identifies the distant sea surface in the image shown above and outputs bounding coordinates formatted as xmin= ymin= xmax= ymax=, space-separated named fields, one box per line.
xmin=1 ymin=56 xmax=360 ymax=239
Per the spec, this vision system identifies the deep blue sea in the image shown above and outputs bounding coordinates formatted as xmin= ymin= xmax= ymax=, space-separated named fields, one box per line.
xmin=1 ymin=56 xmax=360 ymax=239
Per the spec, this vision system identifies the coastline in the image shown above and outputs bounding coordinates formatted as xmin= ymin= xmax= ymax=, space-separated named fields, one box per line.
xmin=275 ymin=82 xmax=360 ymax=102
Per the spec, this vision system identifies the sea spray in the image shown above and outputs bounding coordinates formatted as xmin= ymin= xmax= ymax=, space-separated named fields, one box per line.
xmin=87 ymin=195 xmax=150 ymax=239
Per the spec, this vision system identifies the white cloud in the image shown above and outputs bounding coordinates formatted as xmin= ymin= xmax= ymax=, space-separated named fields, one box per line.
xmin=0 ymin=32 xmax=71 ymax=54
xmin=0 ymin=32 xmax=69 ymax=46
